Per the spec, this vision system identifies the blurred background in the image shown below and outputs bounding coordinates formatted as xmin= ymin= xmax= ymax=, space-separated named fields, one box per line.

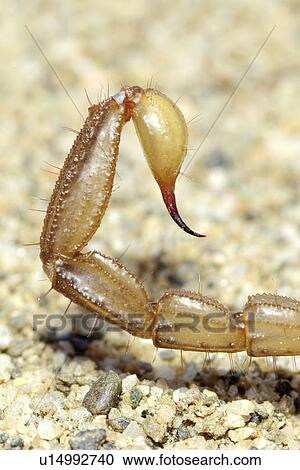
xmin=1 ymin=0 xmax=300 ymax=449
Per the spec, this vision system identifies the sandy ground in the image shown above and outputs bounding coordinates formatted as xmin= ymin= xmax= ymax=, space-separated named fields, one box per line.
xmin=1 ymin=0 xmax=300 ymax=450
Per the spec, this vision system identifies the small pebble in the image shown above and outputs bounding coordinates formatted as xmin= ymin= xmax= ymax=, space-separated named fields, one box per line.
xmin=228 ymin=426 xmax=255 ymax=442
xmin=226 ymin=399 xmax=254 ymax=418
xmin=37 ymin=419 xmax=58 ymax=441
xmin=108 ymin=417 xmax=130 ymax=432
xmin=150 ymin=386 xmax=163 ymax=397
xmin=38 ymin=402 xmax=57 ymax=417
xmin=157 ymin=403 xmax=176 ymax=425
xmin=249 ymin=414 xmax=262 ymax=425
xmin=0 ymin=432 xmax=9 ymax=444
xmin=123 ymin=421 xmax=145 ymax=439
xmin=138 ymin=385 xmax=150 ymax=396
xmin=68 ymin=407 xmax=91 ymax=424
xmin=143 ymin=415 xmax=166 ymax=443
xmin=226 ymin=413 xmax=245 ymax=429
xmin=252 ymin=438 xmax=278 ymax=450
xmin=83 ymin=371 xmax=122 ymax=415
xmin=172 ymin=387 xmax=189 ymax=403
xmin=129 ymin=388 xmax=143 ymax=408
xmin=6 ymin=437 xmax=24 ymax=449
xmin=200 ymin=411 xmax=228 ymax=438
xmin=57 ymin=373 xmax=76 ymax=386
xmin=69 ymin=429 xmax=106 ymax=450
xmin=155 ymin=378 xmax=168 ymax=390
xmin=0 ymin=325 xmax=13 ymax=351
xmin=202 ymin=389 xmax=218 ymax=399
xmin=122 ymin=374 xmax=138 ymax=393
xmin=102 ymin=442 xmax=116 ymax=450
xmin=0 ymin=354 xmax=15 ymax=383
xmin=176 ymin=425 xmax=190 ymax=441
xmin=171 ymin=435 xmax=213 ymax=450
xmin=255 ymin=402 xmax=274 ymax=419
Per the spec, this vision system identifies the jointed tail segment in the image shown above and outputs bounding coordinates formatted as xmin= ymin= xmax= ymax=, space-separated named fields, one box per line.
xmin=40 ymin=86 xmax=300 ymax=359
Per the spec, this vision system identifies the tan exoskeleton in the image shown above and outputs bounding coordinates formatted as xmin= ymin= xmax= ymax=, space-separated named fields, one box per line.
xmin=40 ymin=86 xmax=300 ymax=358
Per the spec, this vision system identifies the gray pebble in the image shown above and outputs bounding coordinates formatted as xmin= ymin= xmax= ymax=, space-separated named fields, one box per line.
xmin=176 ymin=425 xmax=190 ymax=441
xmin=6 ymin=437 xmax=24 ymax=449
xmin=102 ymin=442 xmax=116 ymax=450
xmin=0 ymin=432 xmax=9 ymax=444
xmin=249 ymin=415 xmax=261 ymax=425
xmin=255 ymin=402 xmax=274 ymax=419
xmin=69 ymin=429 xmax=106 ymax=450
xmin=129 ymin=388 xmax=143 ymax=409
xmin=57 ymin=373 xmax=76 ymax=386
xmin=83 ymin=370 xmax=121 ymax=415
xmin=108 ymin=417 xmax=130 ymax=432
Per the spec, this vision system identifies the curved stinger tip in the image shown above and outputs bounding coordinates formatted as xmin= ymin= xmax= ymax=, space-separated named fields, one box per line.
xmin=161 ymin=187 xmax=205 ymax=238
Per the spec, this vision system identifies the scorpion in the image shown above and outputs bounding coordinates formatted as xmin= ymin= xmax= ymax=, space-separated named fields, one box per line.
xmin=40 ymin=85 xmax=300 ymax=360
